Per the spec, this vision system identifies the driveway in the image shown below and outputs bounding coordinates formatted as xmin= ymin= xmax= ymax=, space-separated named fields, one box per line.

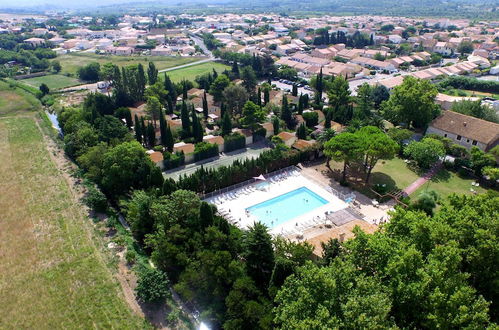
xmin=164 ymin=141 xmax=271 ymax=180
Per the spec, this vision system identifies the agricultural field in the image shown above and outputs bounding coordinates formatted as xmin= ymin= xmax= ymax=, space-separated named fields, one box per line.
xmin=0 ymin=81 xmax=41 ymax=117
xmin=19 ymin=74 xmax=82 ymax=90
xmin=163 ymin=61 xmax=230 ymax=83
xmin=56 ymin=52 xmax=202 ymax=76
xmin=0 ymin=89 xmax=145 ymax=328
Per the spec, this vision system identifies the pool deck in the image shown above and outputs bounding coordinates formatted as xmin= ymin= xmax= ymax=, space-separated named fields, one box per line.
xmin=204 ymin=172 xmax=349 ymax=236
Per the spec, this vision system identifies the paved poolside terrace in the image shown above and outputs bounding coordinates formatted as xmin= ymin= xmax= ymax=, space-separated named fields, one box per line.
xmin=203 ymin=167 xmax=355 ymax=237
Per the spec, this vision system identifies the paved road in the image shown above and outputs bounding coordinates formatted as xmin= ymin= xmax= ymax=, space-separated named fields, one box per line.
xmin=164 ymin=142 xmax=270 ymax=180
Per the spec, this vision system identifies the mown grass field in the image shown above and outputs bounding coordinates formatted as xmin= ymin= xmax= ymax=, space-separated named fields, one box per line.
xmin=19 ymin=74 xmax=82 ymax=90
xmin=0 ymin=88 xmax=146 ymax=328
xmin=163 ymin=61 xmax=230 ymax=83
xmin=0 ymin=81 xmax=41 ymax=117
xmin=56 ymin=52 xmax=202 ymax=76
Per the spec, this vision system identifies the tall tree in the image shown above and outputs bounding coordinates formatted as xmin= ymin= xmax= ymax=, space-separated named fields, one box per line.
xmin=147 ymin=61 xmax=158 ymax=85
xmin=146 ymin=122 xmax=155 ymax=147
xmin=241 ymin=66 xmax=257 ymax=93
xmin=180 ymin=100 xmax=190 ymax=134
xmin=314 ymin=67 xmax=323 ymax=105
xmin=221 ymin=111 xmax=232 ymax=136
xmin=231 ymin=60 xmax=240 ymax=79
xmin=323 ymin=132 xmax=363 ymax=182
xmin=191 ymin=109 xmax=203 ymax=143
xmin=243 ymin=222 xmax=275 ymax=290
xmin=159 ymin=108 xmax=167 ymax=147
xmin=209 ymin=74 xmax=231 ymax=103
xmin=136 ymin=63 xmax=147 ymax=101
xmin=296 ymin=122 xmax=307 ymax=139
xmin=328 ymin=76 xmax=351 ymax=111
xmin=281 ymin=94 xmax=293 ymax=128
xmin=202 ymin=91 xmax=209 ymax=119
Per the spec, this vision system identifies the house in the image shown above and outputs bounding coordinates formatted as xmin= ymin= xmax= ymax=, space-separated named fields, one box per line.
xmin=151 ymin=47 xmax=172 ymax=56
xmin=433 ymin=42 xmax=453 ymax=56
xmin=115 ymin=46 xmax=133 ymax=55
xmin=276 ymin=131 xmax=297 ymax=147
xmin=24 ymin=37 xmax=45 ymax=47
xmin=173 ymin=142 xmax=195 ymax=163
xmin=261 ymin=122 xmax=275 ymax=138
xmin=292 ymin=139 xmax=317 ymax=154
xmin=426 ymin=111 xmax=499 ymax=151
xmin=203 ymin=135 xmax=225 ymax=153
xmin=148 ymin=151 xmax=164 ymax=164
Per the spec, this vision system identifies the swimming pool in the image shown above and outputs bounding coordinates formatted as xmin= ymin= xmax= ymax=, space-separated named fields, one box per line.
xmin=246 ymin=187 xmax=329 ymax=228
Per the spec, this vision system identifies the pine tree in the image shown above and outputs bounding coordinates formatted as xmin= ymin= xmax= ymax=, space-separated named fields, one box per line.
xmin=202 ymin=91 xmax=208 ymax=119
xmin=134 ymin=114 xmax=142 ymax=144
xmin=181 ymin=101 xmax=190 ymax=133
xmin=221 ymin=111 xmax=232 ymax=136
xmin=147 ymin=62 xmax=158 ymax=85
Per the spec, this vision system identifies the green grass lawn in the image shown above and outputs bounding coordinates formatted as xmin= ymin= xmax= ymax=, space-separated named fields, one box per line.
xmin=370 ymin=157 xmax=421 ymax=191
xmin=0 ymin=80 xmax=41 ymax=117
xmin=414 ymin=168 xmax=487 ymax=199
xmin=56 ymin=52 xmax=202 ymax=76
xmin=0 ymin=115 xmax=146 ymax=328
xmin=19 ymin=74 xmax=82 ymax=90
xmin=162 ymin=61 xmax=230 ymax=83
xmin=442 ymin=88 xmax=499 ymax=99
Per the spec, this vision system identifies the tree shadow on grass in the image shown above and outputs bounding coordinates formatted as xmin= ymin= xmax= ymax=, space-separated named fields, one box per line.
xmin=369 ymin=172 xmax=398 ymax=191
xmin=429 ymin=168 xmax=452 ymax=183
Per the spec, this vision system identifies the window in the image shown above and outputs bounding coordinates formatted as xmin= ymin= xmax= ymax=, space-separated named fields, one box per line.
xmin=472 ymin=140 xmax=477 ymax=146
xmin=467 ymin=139 xmax=470 ymax=143
xmin=457 ymin=135 xmax=462 ymax=141
xmin=444 ymin=133 xmax=448 ymax=137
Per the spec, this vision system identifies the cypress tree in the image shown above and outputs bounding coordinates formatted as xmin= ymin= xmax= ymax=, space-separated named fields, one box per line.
xmin=165 ymin=125 xmax=174 ymax=152
xmin=182 ymin=80 xmax=188 ymax=100
xmin=257 ymin=87 xmax=262 ymax=107
xmin=147 ymin=62 xmax=158 ymax=85
xmin=281 ymin=95 xmax=293 ymax=128
xmin=298 ymin=93 xmax=304 ymax=115
xmin=164 ymin=73 xmax=177 ymax=106
xmin=292 ymin=84 xmax=298 ymax=96
xmin=221 ymin=111 xmax=232 ymax=136
xmin=124 ymin=108 xmax=133 ymax=128
xmin=202 ymin=91 xmax=208 ymax=119
xmin=140 ymin=117 xmax=147 ymax=143
xmin=231 ymin=60 xmax=240 ymax=79
xmin=159 ymin=108 xmax=167 ymax=146
xmin=315 ymin=67 xmax=323 ymax=105
xmin=272 ymin=116 xmax=280 ymax=135
xmin=147 ymin=122 xmax=156 ymax=147
xmin=296 ymin=122 xmax=307 ymax=139
xmin=137 ymin=63 xmax=146 ymax=101
xmin=212 ymin=68 xmax=218 ymax=79
xmin=134 ymin=114 xmax=142 ymax=144
xmin=263 ymin=88 xmax=270 ymax=105
xmin=324 ymin=110 xmax=332 ymax=129
xmin=181 ymin=100 xmax=190 ymax=133
xmin=303 ymin=93 xmax=309 ymax=108
xmin=191 ymin=109 xmax=203 ymax=143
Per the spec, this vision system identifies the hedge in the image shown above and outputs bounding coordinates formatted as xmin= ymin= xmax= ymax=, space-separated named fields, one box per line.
xmin=224 ymin=133 xmax=246 ymax=152
xmin=194 ymin=142 xmax=219 ymax=162
xmin=438 ymin=76 xmax=499 ymax=94
xmin=163 ymin=151 xmax=185 ymax=170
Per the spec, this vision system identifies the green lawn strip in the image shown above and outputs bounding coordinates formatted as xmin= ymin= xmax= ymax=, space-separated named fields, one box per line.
xmin=413 ymin=168 xmax=487 ymax=199
xmin=161 ymin=62 xmax=230 ymax=83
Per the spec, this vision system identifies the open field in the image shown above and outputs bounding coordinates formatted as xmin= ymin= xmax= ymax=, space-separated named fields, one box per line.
xmin=0 ymin=99 xmax=145 ymax=326
xmin=19 ymin=74 xmax=82 ymax=90
xmin=163 ymin=61 xmax=230 ymax=83
xmin=56 ymin=52 xmax=202 ymax=76
xmin=0 ymin=81 xmax=41 ymax=117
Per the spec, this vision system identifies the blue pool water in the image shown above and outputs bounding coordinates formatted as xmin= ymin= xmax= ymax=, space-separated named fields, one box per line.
xmin=246 ymin=187 xmax=329 ymax=228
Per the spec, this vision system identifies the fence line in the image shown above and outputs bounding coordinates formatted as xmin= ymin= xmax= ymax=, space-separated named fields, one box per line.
xmin=201 ymin=165 xmax=300 ymax=200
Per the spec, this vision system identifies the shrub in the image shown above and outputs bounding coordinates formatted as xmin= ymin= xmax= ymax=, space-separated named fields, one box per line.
xmin=83 ymin=185 xmax=107 ymax=212
xmin=153 ymin=145 xmax=163 ymax=152
xmin=224 ymin=133 xmax=246 ymax=152
xmin=125 ymin=250 xmax=136 ymax=265
xmin=135 ymin=268 xmax=170 ymax=303
xmin=302 ymin=111 xmax=319 ymax=128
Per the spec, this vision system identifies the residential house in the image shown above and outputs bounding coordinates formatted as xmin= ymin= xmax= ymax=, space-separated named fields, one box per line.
xmin=426 ymin=111 xmax=499 ymax=151
xmin=203 ymin=135 xmax=225 ymax=153
xmin=276 ymin=131 xmax=297 ymax=147
xmin=173 ymin=142 xmax=195 ymax=163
